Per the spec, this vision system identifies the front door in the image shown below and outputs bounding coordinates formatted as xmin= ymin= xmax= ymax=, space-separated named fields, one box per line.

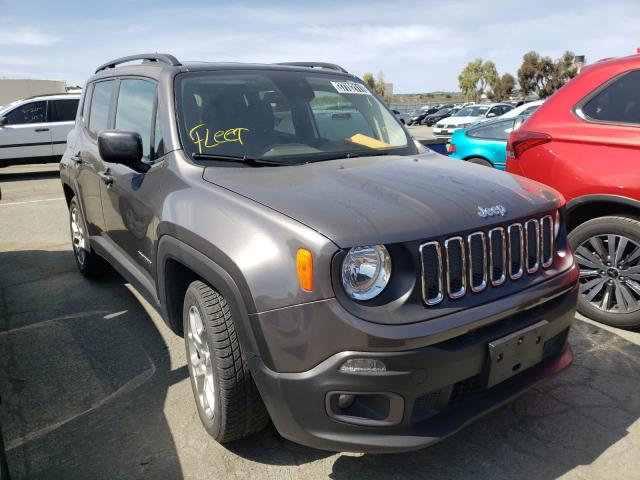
xmin=99 ymin=78 xmax=158 ymax=284
xmin=0 ymin=100 xmax=52 ymax=162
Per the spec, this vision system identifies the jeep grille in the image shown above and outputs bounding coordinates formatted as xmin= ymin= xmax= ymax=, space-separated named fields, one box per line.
xmin=419 ymin=214 xmax=555 ymax=305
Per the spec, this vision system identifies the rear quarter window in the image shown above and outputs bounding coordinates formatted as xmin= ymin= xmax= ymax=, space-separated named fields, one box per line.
xmin=467 ymin=119 xmax=515 ymax=140
xmin=580 ymin=70 xmax=640 ymax=125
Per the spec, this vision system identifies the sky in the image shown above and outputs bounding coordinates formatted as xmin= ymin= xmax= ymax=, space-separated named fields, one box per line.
xmin=0 ymin=0 xmax=638 ymax=93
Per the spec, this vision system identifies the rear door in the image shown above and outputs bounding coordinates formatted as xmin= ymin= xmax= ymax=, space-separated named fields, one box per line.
xmin=48 ymin=98 xmax=80 ymax=155
xmin=74 ymin=80 xmax=116 ymax=235
xmin=0 ymin=100 xmax=52 ymax=162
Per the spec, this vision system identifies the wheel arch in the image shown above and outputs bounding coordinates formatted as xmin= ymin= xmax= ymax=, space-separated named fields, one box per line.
xmin=62 ymin=181 xmax=75 ymax=208
xmin=565 ymin=195 xmax=640 ymax=232
xmin=156 ymin=236 xmax=260 ymax=356
xmin=463 ymin=155 xmax=494 ymax=166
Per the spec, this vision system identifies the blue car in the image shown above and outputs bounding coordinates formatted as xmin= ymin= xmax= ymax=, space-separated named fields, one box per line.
xmin=447 ymin=117 xmax=521 ymax=170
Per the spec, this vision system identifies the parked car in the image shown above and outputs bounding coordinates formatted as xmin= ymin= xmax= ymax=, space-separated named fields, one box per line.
xmin=421 ymin=107 xmax=460 ymax=126
xmin=498 ymin=100 xmax=544 ymax=120
xmin=507 ymin=53 xmax=640 ymax=328
xmin=433 ymin=103 xmax=514 ymax=138
xmin=447 ymin=116 xmax=520 ymax=169
xmin=408 ymin=107 xmax=439 ymax=125
xmin=391 ymin=109 xmax=411 ymax=124
xmin=61 ymin=53 xmax=578 ymax=453
xmin=0 ymin=93 xmax=80 ymax=166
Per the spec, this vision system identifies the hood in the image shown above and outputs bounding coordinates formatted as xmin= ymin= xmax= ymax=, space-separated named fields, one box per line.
xmin=202 ymin=152 xmax=562 ymax=248
xmin=438 ymin=116 xmax=479 ymax=126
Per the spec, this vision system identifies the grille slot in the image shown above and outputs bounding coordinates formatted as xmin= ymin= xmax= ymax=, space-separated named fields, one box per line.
xmin=445 ymin=237 xmax=466 ymax=298
xmin=468 ymin=232 xmax=487 ymax=292
xmin=489 ymin=227 xmax=506 ymax=286
xmin=419 ymin=214 xmax=555 ymax=306
xmin=419 ymin=241 xmax=443 ymax=305
xmin=525 ymin=219 xmax=540 ymax=273
xmin=508 ymin=223 xmax=524 ymax=279
xmin=541 ymin=215 xmax=553 ymax=268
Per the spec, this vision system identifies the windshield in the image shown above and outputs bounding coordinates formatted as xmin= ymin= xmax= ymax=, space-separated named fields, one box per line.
xmin=434 ymin=108 xmax=450 ymax=115
xmin=455 ymin=105 xmax=490 ymax=117
xmin=176 ymin=70 xmax=414 ymax=164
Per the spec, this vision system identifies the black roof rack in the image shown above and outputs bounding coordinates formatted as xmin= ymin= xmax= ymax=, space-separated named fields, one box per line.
xmin=95 ymin=53 xmax=181 ymax=73
xmin=275 ymin=62 xmax=348 ymax=73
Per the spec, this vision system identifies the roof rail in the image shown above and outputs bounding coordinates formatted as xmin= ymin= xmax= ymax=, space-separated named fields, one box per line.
xmin=95 ymin=53 xmax=181 ymax=74
xmin=275 ymin=62 xmax=348 ymax=73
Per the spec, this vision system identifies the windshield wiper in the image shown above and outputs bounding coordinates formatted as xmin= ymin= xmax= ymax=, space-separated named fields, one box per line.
xmin=192 ymin=152 xmax=286 ymax=166
xmin=306 ymin=151 xmax=393 ymax=163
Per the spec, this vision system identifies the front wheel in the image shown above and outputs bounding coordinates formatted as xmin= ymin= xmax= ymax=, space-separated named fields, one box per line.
xmin=183 ymin=280 xmax=269 ymax=442
xmin=569 ymin=216 xmax=640 ymax=329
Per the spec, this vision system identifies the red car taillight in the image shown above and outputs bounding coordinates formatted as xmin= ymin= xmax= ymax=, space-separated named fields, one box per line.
xmin=446 ymin=143 xmax=456 ymax=154
xmin=506 ymin=131 xmax=551 ymax=159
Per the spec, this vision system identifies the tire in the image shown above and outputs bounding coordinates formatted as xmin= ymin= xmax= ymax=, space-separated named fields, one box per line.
xmin=183 ymin=280 xmax=269 ymax=442
xmin=69 ymin=196 xmax=109 ymax=278
xmin=569 ymin=216 xmax=640 ymax=329
xmin=466 ymin=157 xmax=493 ymax=167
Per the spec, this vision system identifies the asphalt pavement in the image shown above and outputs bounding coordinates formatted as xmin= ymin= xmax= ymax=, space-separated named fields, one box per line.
xmin=0 ymin=163 xmax=639 ymax=480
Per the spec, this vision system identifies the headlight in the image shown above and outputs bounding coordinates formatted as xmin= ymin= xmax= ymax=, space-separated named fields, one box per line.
xmin=341 ymin=245 xmax=391 ymax=300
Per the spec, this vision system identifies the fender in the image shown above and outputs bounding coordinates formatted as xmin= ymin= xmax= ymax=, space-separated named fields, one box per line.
xmin=156 ymin=235 xmax=262 ymax=359
xmin=566 ymin=194 xmax=640 ymax=216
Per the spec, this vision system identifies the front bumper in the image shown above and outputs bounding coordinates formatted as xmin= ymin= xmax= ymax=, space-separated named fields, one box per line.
xmin=249 ymin=266 xmax=578 ymax=453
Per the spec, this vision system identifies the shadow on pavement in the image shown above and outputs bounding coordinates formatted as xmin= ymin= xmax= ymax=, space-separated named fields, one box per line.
xmin=0 ymin=249 xmax=186 ymax=479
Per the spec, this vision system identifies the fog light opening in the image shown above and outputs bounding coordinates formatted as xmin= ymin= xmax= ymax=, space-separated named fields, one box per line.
xmin=337 ymin=393 xmax=356 ymax=409
xmin=339 ymin=358 xmax=387 ymax=374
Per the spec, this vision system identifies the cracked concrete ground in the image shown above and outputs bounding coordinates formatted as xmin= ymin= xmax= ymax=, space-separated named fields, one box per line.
xmin=0 ymin=163 xmax=639 ymax=480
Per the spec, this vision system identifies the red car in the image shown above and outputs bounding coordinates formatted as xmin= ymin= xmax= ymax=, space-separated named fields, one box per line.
xmin=507 ymin=53 xmax=640 ymax=329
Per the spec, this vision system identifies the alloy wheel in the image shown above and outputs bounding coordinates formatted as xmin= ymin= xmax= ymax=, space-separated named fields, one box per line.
xmin=187 ymin=305 xmax=216 ymax=419
xmin=70 ymin=206 xmax=86 ymax=266
xmin=576 ymin=234 xmax=640 ymax=314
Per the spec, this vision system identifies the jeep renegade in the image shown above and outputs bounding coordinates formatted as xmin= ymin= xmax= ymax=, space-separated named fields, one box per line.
xmin=60 ymin=53 xmax=579 ymax=453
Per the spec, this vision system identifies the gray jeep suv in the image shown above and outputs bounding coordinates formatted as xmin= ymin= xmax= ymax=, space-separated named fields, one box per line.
xmin=60 ymin=53 xmax=579 ymax=453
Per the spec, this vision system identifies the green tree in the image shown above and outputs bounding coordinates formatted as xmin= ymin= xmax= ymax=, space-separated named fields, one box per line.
xmin=458 ymin=59 xmax=498 ymax=102
xmin=518 ymin=51 xmax=578 ymax=98
xmin=488 ymin=73 xmax=516 ymax=101
xmin=362 ymin=71 xmax=388 ymax=99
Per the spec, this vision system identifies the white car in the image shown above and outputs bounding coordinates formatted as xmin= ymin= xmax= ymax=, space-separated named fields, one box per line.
xmin=497 ymin=100 xmax=544 ymax=119
xmin=432 ymin=103 xmax=513 ymax=138
xmin=0 ymin=93 xmax=80 ymax=166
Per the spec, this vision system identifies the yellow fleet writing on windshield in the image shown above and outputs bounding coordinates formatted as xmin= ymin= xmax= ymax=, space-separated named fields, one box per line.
xmin=189 ymin=124 xmax=250 ymax=154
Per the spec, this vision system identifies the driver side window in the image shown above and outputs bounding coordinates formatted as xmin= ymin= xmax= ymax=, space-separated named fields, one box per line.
xmin=115 ymin=79 xmax=156 ymax=160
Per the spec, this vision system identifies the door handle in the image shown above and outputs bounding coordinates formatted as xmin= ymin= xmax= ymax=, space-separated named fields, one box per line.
xmin=71 ymin=153 xmax=83 ymax=165
xmin=98 ymin=172 xmax=114 ymax=187
xmin=35 ymin=128 xmax=49 ymax=132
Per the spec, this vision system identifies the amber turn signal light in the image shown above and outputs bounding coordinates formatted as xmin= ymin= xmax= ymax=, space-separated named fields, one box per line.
xmin=297 ymin=248 xmax=313 ymax=291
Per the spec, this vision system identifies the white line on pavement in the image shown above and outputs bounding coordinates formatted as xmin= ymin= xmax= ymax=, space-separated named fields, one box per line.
xmin=0 ymin=197 xmax=64 ymax=206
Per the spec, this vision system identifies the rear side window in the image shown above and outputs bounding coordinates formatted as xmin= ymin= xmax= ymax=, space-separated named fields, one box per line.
xmin=88 ymin=81 xmax=115 ymax=136
xmin=581 ymin=70 xmax=640 ymax=125
xmin=5 ymin=101 xmax=47 ymax=124
xmin=115 ymin=79 xmax=156 ymax=159
xmin=50 ymin=99 xmax=79 ymax=122
xmin=467 ymin=119 xmax=515 ymax=140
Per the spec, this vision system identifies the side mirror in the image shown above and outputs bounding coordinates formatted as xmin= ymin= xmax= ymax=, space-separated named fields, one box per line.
xmin=98 ymin=130 xmax=142 ymax=167
xmin=0 ymin=116 xmax=7 ymax=127
xmin=486 ymin=112 xmax=496 ymax=118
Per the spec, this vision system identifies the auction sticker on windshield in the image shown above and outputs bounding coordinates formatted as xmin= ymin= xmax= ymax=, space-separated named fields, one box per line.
xmin=331 ymin=81 xmax=371 ymax=95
